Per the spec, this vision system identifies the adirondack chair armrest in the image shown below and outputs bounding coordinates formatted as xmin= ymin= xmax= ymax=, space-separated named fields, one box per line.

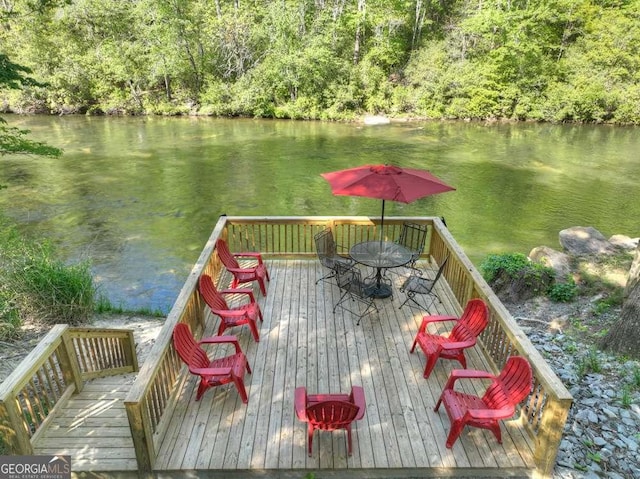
xmin=467 ymin=405 xmax=515 ymax=421
xmin=189 ymin=366 xmax=233 ymax=376
xmin=213 ymin=309 xmax=250 ymax=318
xmin=418 ymin=315 xmax=458 ymax=333
xmin=220 ymin=288 xmax=256 ymax=302
xmin=199 ymin=335 xmax=242 ymax=353
xmin=442 ymin=368 xmax=496 ymax=391
xmin=225 ymin=266 xmax=253 ymax=274
xmin=448 ymin=368 xmax=495 ymax=380
xmin=294 ymin=387 xmax=308 ymax=420
xmin=232 ymin=252 xmax=264 ymax=264
xmin=349 ymin=386 xmax=366 ymax=420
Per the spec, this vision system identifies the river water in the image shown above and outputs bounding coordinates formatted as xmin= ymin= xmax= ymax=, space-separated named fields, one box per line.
xmin=1 ymin=115 xmax=638 ymax=312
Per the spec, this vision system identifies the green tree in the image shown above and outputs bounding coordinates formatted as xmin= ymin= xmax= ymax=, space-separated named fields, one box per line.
xmin=0 ymin=53 xmax=61 ymax=158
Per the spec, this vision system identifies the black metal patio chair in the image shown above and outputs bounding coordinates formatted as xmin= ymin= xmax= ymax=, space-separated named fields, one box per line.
xmin=395 ymin=222 xmax=428 ymax=270
xmin=399 ymin=254 xmax=449 ymax=311
xmin=333 ymin=262 xmax=378 ymax=325
xmin=314 ymin=228 xmax=355 ymax=285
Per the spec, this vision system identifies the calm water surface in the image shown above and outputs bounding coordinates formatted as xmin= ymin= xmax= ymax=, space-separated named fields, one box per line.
xmin=1 ymin=116 xmax=638 ymax=312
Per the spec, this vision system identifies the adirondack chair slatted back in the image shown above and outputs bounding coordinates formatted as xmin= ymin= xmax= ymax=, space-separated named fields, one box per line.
xmin=216 ymin=239 xmax=241 ymax=269
xmin=449 ymin=322 xmax=477 ymax=346
xmin=199 ymin=274 xmax=230 ymax=311
xmin=483 ymin=356 xmax=533 ymax=409
xmin=306 ymin=400 xmax=360 ymax=431
xmin=173 ymin=323 xmax=209 ymax=369
xmin=459 ymin=298 xmax=489 ymax=337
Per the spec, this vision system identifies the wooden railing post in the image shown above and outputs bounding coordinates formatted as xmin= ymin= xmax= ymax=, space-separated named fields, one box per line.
xmin=533 ymin=396 xmax=573 ymax=478
xmin=125 ymin=330 xmax=139 ymax=372
xmin=59 ymin=327 xmax=84 ymax=394
xmin=125 ymin=398 xmax=155 ymax=472
xmin=0 ymin=398 xmax=32 ymax=454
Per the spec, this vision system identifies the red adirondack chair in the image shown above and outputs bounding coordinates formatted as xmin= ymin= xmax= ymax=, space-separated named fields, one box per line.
xmin=410 ymin=298 xmax=489 ymax=379
xmin=434 ymin=356 xmax=533 ymax=448
xmin=294 ymin=386 xmax=366 ymax=456
xmin=172 ymin=323 xmax=251 ymax=403
xmin=216 ymin=239 xmax=270 ymax=296
xmin=199 ymin=274 xmax=263 ymax=342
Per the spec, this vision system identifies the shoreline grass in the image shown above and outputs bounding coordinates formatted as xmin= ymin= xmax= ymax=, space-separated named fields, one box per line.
xmin=0 ymin=214 xmax=164 ymax=339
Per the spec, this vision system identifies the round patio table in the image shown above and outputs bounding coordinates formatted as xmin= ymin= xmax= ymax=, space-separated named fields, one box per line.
xmin=349 ymin=241 xmax=413 ymax=298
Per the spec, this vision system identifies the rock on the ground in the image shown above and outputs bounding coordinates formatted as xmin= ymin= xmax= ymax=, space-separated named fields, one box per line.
xmin=609 ymin=234 xmax=639 ymax=251
xmin=559 ymin=226 xmax=618 ymax=256
xmin=529 ymin=246 xmax=572 ymax=279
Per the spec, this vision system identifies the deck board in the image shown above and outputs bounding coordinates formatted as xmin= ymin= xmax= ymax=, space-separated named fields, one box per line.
xmin=34 ymin=258 xmax=536 ymax=476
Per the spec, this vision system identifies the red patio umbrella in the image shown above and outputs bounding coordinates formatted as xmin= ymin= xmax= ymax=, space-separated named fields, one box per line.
xmin=321 ymin=164 xmax=455 ymax=236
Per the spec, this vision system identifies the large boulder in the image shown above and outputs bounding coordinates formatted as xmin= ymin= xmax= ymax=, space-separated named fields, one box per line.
xmin=559 ymin=226 xmax=617 ymax=256
xmin=529 ymin=246 xmax=572 ymax=280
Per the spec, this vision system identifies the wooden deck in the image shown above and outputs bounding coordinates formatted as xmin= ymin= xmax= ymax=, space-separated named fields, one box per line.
xmin=34 ymin=259 xmax=535 ymax=477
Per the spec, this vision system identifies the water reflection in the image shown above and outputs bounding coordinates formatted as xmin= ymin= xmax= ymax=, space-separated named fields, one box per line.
xmin=1 ymin=116 xmax=638 ymax=312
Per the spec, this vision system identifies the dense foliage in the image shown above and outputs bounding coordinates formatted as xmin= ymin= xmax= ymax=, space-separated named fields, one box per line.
xmin=1 ymin=0 xmax=639 ymax=122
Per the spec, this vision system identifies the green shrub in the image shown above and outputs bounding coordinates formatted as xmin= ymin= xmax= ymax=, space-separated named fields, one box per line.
xmin=481 ymin=253 xmax=555 ymax=301
xmin=481 ymin=253 xmax=532 ymax=283
xmin=548 ymin=276 xmax=578 ymax=302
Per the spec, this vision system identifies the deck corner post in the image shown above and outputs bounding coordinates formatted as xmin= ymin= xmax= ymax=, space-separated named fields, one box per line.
xmin=59 ymin=327 xmax=84 ymax=394
xmin=533 ymin=395 xmax=572 ymax=478
xmin=125 ymin=398 xmax=155 ymax=472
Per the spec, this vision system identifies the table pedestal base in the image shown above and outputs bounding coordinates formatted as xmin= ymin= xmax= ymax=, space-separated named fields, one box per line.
xmin=365 ymin=269 xmax=393 ymax=298
xmin=367 ymin=283 xmax=392 ymax=299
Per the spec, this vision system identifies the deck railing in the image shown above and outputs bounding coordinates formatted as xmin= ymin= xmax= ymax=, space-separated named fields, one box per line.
xmin=0 ymin=325 xmax=137 ymax=454
xmin=124 ymin=215 xmax=572 ymax=477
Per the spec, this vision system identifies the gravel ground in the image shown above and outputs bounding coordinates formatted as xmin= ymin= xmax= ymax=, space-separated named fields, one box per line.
xmin=506 ymin=297 xmax=640 ymax=479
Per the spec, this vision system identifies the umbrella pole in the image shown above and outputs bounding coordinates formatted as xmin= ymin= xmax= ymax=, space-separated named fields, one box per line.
xmin=380 ymin=199 xmax=385 ymax=242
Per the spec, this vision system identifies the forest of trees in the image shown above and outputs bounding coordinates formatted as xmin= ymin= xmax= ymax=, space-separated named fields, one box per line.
xmin=1 ymin=0 xmax=640 ymax=123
